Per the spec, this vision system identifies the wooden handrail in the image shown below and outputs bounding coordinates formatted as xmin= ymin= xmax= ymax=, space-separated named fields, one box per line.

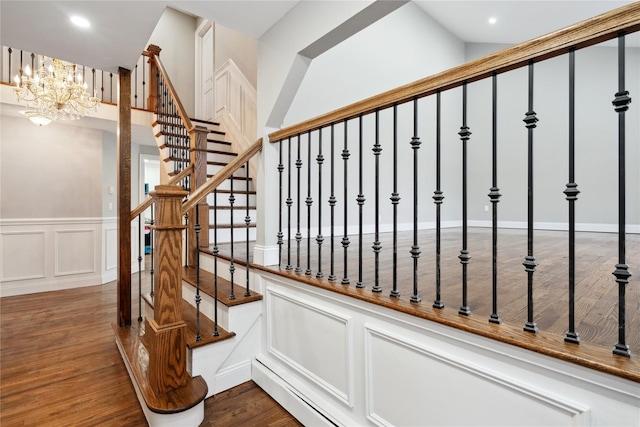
xmin=182 ymin=138 xmax=263 ymax=214
xmin=150 ymin=53 xmax=195 ymax=134
xmin=269 ymin=2 xmax=640 ymax=142
xmin=130 ymin=165 xmax=193 ymax=219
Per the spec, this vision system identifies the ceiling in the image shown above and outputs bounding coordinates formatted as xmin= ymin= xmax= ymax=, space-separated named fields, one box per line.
xmin=0 ymin=1 xmax=636 ymax=75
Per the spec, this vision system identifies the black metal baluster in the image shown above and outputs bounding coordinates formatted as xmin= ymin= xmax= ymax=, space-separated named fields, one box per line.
xmin=564 ymin=50 xmax=579 ymax=342
xmin=30 ymin=53 xmax=35 ymax=74
xmin=277 ymin=139 xmax=284 ymax=267
xmin=92 ymin=68 xmax=96 ymax=99
xmin=523 ymin=61 xmax=539 ymax=333
xmin=286 ymin=137 xmax=293 ymax=270
xmin=134 ymin=63 xmax=138 ymax=108
xmin=317 ymin=130 xmax=324 ymax=278
xmin=150 ymin=203 xmax=155 ymax=296
xmin=459 ymin=83 xmax=472 ymax=316
xmin=195 ymin=205 xmax=202 ymax=342
xmin=8 ymin=47 xmax=12 ymax=82
xmin=329 ymin=124 xmax=337 ymax=281
xmin=356 ymin=115 xmax=366 ymax=289
xmin=433 ymin=91 xmax=445 ymax=309
xmin=390 ymin=104 xmax=401 ymax=298
xmin=101 ymin=70 xmax=105 ymax=101
xmin=245 ymin=162 xmax=251 ymax=297
xmin=489 ymin=73 xmax=502 ymax=324
xmin=213 ymin=189 xmax=219 ymax=336
xmin=306 ymin=130 xmax=313 ymax=276
xmin=410 ymin=98 xmax=422 ymax=303
xmin=184 ymin=212 xmax=189 ymax=268
xmin=110 ymin=72 xmax=113 ymax=103
xmin=372 ymin=110 xmax=382 ymax=293
xmin=612 ymin=32 xmax=632 ymax=357
xmin=342 ymin=120 xmax=350 ymax=285
xmin=295 ymin=134 xmax=303 ymax=273
xmin=229 ymin=174 xmax=236 ymax=300
xmin=137 ymin=215 xmax=143 ymax=321
xmin=142 ymin=58 xmax=146 ymax=110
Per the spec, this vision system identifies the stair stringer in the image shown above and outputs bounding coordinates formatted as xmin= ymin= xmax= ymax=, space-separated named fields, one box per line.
xmin=186 ymin=301 xmax=262 ymax=399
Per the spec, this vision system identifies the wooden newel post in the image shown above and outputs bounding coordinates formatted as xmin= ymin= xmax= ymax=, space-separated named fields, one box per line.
xmin=147 ymin=184 xmax=188 ymax=395
xmin=145 ymin=44 xmax=162 ymax=112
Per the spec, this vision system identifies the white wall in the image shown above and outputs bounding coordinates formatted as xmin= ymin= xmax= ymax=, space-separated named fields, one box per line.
xmin=255 ymin=2 xmax=466 ymax=260
xmin=147 ymin=6 xmax=197 ymax=117
xmin=465 ymin=43 xmax=640 ymax=230
xmin=214 ymin=23 xmax=258 ymax=89
xmin=1 ymin=117 xmax=103 ymax=219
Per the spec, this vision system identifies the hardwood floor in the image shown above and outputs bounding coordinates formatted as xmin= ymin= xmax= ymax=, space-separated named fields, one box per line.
xmin=0 ymin=280 xmax=300 ymax=426
xmin=217 ymin=227 xmax=640 ymax=378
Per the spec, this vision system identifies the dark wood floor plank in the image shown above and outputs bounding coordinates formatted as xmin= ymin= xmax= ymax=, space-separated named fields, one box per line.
xmin=0 ymin=273 xmax=298 ymax=426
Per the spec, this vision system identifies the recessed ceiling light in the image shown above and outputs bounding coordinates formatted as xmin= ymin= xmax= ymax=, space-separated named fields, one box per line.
xmin=488 ymin=17 xmax=497 ymax=25
xmin=70 ymin=16 xmax=91 ymax=28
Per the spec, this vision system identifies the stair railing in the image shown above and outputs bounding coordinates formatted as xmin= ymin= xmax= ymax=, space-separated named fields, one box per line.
xmin=269 ymin=2 xmax=640 ymax=380
xmin=144 ymin=45 xmax=210 ymax=267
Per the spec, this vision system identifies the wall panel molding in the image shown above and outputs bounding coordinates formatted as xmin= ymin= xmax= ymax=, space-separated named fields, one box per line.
xmin=0 ymin=217 xmax=121 ymax=296
xmin=266 ymin=286 xmax=354 ymax=407
xmin=364 ymin=324 xmax=590 ymax=427
xmin=0 ymin=230 xmax=46 ymax=282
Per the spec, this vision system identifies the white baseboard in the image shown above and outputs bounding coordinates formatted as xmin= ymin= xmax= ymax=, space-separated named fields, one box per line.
xmin=215 ymin=360 xmax=252 ymax=394
xmin=252 ymin=358 xmax=336 ymax=427
xmin=0 ymin=274 xmax=107 ymax=297
xmin=253 ymin=244 xmax=280 ymax=267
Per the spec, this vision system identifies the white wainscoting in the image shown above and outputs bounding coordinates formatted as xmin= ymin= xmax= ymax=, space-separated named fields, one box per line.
xmin=214 ymin=59 xmax=257 ymax=145
xmin=254 ymin=272 xmax=640 ymax=427
xmin=0 ymin=218 xmax=140 ymax=296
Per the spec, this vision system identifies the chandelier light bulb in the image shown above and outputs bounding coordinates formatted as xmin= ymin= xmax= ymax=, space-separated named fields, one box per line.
xmin=13 ymin=56 xmax=100 ymax=126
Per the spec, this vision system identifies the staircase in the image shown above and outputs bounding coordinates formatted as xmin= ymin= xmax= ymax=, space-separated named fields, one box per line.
xmin=114 ymin=113 xmax=263 ymax=426
xmin=152 ymin=115 xmax=257 ymax=244
xmin=152 ymin=112 xmax=263 ymax=390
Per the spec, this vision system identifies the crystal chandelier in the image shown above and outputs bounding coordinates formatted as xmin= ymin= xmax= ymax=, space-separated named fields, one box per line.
xmin=13 ymin=57 xmax=100 ymax=126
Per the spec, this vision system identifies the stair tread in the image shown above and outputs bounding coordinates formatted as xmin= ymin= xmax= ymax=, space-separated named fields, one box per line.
xmin=112 ymin=321 xmax=208 ymax=414
xmin=208 ymin=205 xmax=256 ymax=210
xmin=182 ymin=266 xmax=262 ymax=307
xmin=190 ymin=117 xmax=221 ymax=127
xmin=206 ymin=174 xmax=252 ymax=181
xmin=142 ymin=293 xmax=236 ymax=349
xmin=214 ymin=189 xmax=257 ymax=195
xmin=208 ymin=223 xmax=257 ymax=229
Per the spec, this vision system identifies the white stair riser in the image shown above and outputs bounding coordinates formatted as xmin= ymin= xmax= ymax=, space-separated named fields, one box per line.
xmin=208 ymin=208 xmax=257 ymax=225
xmin=206 ymin=163 xmax=247 ymax=177
xmin=199 ymin=252 xmax=254 ymax=286
xmin=206 ymin=192 xmax=256 ymax=207
xmin=202 ymin=179 xmax=254 ymax=192
xmin=189 ymin=308 xmax=261 ymax=398
xmin=208 ymin=227 xmax=256 ymax=244
xmin=206 ymin=152 xmax=237 ymax=163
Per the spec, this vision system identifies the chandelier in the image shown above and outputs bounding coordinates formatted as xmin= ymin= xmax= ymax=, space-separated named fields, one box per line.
xmin=13 ymin=57 xmax=100 ymax=126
